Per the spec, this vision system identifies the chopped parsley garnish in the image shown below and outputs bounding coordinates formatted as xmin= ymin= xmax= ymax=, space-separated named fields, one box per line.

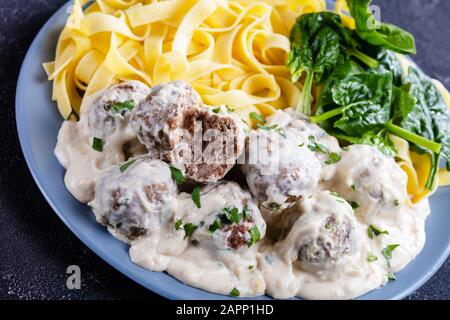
xmin=183 ymin=223 xmax=197 ymax=239
xmin=110 ymin=100 xmax=135 ymax=114
xmin=170 ymin=166 xmax=185 ymax=185
xmin=249 ymin=112 xmax=266 ymax=124
xmin=257 ymin=124 xmax=287 ymax=138
xmin=394 ymin=199 xmax=400 ymax=207
xmin=248 ymin=265 xmax=254 ymax=270
xmin=191 ymin=187 xmax=201 ymax=208
xmin=325 ymin=152 xmax=342 ymax=165
xmin=230 ymin=287 xmax=240 ymax=297
xmin=299 ymin=143 xmax=305 ymax=147
xmin=92 ymin=137 xmax=103 ymax=152
xmin=119 ymin=159 xmax=136 ymax=173
xmin=387 ymin=271 xmax=396 ymax=281
xmin=330 ymin=192 xmax=345 ymax=203
xmin=175 ymin=219 xmax=183 ymax=230
xmin=212 ymin=107 xmax=221 ymax=113
xmin=115 ymin=222 xmax=123 ymax=229
xmin=307 ymin=136 xmax=328 ymax=154
xmin=350 ymin=201 xmax=360 ymax=210
xmin=351 ymin=184 xmax=357 ymax=191
xmin=367 ymin=252 xmax=378 ymax=262
xmin=382 ymin=244 xmax=400 ymax=281
xmin=248 ymin=225 xmax=261 ymax=247
xmin=208 ymin=219 xmax=221 ymax=233
xmin=368 ymin=225 xmax=389 ymax=239
xmin=226 ymin=105 xmax=235 ymax=112
xmin=219 ymin=213 xmax=233 ymax=225
xmin=242 ymin=206 xmax=253 ymax=221
xmin=223 ymin=207 xmax=243 ymax=224
xmin=261 ymin=202 xmax=282 ymax=212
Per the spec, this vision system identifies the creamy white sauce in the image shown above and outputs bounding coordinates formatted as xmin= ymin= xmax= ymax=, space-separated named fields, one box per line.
xmin=55 ymin=83 xmax=431 ymax=300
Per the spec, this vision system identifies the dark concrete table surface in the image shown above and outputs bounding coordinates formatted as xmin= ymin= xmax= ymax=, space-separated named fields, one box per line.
xmin=0 ymin=0 xmax=449 ymax=300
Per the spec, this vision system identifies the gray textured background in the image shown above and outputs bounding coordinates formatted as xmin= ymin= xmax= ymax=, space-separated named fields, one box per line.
xmin=0 ymin=0 xmax=449 ymax=300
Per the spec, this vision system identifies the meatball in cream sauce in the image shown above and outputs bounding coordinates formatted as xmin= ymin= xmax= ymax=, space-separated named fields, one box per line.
xmin=55 ymin=81 xmax=431 ymax=300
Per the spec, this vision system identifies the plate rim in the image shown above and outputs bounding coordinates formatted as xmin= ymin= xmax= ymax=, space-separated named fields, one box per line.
xmin=15 ymin=0 xmax=450 ymax=300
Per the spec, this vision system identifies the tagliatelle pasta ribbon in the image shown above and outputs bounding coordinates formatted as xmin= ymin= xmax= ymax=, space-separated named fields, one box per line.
xmin=44 ymin=0 xmax=326 ymax=121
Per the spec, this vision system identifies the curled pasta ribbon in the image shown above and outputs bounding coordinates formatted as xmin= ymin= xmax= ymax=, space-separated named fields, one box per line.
xmin=44 ymin=0 xmax=322 ymax=121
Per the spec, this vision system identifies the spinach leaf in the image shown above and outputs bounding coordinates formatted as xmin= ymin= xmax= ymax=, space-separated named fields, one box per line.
xmin=287 ymin=15 xmax=341 ymax=115
xmin=317 ymin=56 xmax=364 ymax=114
xmin=347 ymin=0 xmax=416 ymax=55
xmin=401 ymin=67 xmax=450 ymax=163
xmin=312 ymin=73 xmax=393 ymax=136
xmin=312 ymin=70 xmax=440 ymax=161
xmin=368 ymin=48 xmax=403 ymax=86
xmin=287 ymin=12 xmax=378 ymax=115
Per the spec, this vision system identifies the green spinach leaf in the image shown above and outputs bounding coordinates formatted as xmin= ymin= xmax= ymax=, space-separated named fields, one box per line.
xmin=347 ymin=0 xmax=416 ymax=55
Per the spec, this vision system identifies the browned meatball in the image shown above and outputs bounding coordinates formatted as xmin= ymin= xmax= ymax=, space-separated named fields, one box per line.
xmin=131 ymin=81 xmax=246 ymax=183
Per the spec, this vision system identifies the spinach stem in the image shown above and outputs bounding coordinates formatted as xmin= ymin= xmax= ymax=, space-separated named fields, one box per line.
xmin=297 ymin=71 xmax=315 ymax=116
xmin=310 ymin=106 xmax=346 ymax=123
xmin=349 ymin=49 xmax=379 ymax=69
xmin=425 ymin=152 xmax=439 ymax=190
xmin=385 ymin=122 xmax=442 ymax=154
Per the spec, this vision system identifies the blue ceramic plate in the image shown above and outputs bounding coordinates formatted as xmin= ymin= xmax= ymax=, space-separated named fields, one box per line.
xmin=16 ymin=1 xmax=450 ymax=300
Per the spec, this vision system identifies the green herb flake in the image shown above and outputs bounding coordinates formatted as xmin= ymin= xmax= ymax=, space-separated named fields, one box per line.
xmin=248 ymin=265 xmax=254 ymax=270
xmin=387 ymin=271 xmax=397 ymax=281
xmin=261 ymin=202 xmax=282 ymax=212
xmin=183 ymin=223 xmax=197 ymax=239
xmin=226 ymin=105 xmax=235 ymax=112
xmin=175 ymin=219 xmax=183 ymax=230
xmin=243 ymin=206 xmax=253 ymax=221
xmin=350 ymin=201 xmax=360 ymax=210
xmin=382 ymin=244 xmax=400 ymax=267
xmin=208 ymin=219 xmax=221 ymax=233
xmin=92 ymin=137 xmax=103 ymax=152
xmin=119 ymin=159 xmax=136 ymax=173
xmin=191 ymin=187 xmax=201 ymax=208
xmin=368 ymin=225 xmax=389 ymax=239
xmin=382 ymin=244 xmax=400 ymax=281
xmin=307 ymin=136 xmax=329 ymax=154
xmin=394 ymin=199 xmax=400 ymax=207
xmin=212 ymin=107 xmax=221 ymax=113
xmin=230 ymin=287 xmax=240 ymax=297
xmin=223 ymin=207 xmax=242 ymax=224
xmin=325 ymin=152 xmax=342 ymax=165
xmin=257 ymin=124 xmax=287 ymax=138
xmin=250 ymin=112 xmax=266 ymax=124
xmin=110 ymin=100 xmax=135 ymax=114
xmin=248 ymin=225 xmax=261 ymax=247
xmin=367 ymin=252 xmax=378 ymax=263
xmin=170 ymin=166 xmax=185 ymax=185
xmin=351 ymin=184 xmax=357 ymax=191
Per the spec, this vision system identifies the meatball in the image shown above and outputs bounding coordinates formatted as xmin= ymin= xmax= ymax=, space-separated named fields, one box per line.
xmin=90 ymin=156 xmax=178 ymax=242
xmin=178 ymin=182 xmax=266 ymax=251
xmin=85 ymin=80 xmax=151 ymax=140
xmin=131 ymin=81 xmax=246 ymax=183
xmin=242 ymin=126 xmax=321 ymax=211
xmin=267 ymin=108 xmax=341 ymax=164
xmin=278 ymin=191 xmax=361 ymax=272
xmin=324 ymin=144 xmax=409 ymax=223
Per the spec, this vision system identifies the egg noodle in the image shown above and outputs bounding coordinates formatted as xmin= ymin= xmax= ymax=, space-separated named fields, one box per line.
xmin=43 ymin=0 xmax=450 ymax=201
